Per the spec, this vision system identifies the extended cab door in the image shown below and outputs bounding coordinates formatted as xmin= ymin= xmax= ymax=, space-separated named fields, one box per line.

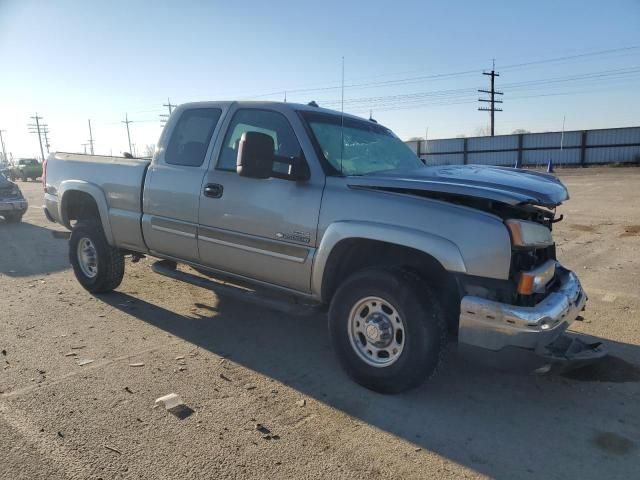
xmin=197 ymin=107 xmax=324 ymax=293
xmin=142 ymin=107 xmax=223 ymax=262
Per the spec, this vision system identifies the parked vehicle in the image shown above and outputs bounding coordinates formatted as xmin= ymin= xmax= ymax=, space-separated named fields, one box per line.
xmin=0 ymin=171 xmax=28 ymax=223
xmin=43 ymin=101 xmax=605 ymax=392
xmin=10 ymin=158 xmax=43 ymax=181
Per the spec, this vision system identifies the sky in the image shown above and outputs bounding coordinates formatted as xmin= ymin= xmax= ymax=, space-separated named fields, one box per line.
xmin=0 ymin=0 xmax=639 ymax=159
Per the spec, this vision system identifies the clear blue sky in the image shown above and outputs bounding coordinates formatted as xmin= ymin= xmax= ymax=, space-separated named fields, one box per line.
xmin=1 ymin=0 xmax=639 ymax=158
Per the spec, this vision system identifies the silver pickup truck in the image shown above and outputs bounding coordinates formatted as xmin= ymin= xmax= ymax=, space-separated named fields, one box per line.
xmin=43 ymin=101 xmax=604 ymax=392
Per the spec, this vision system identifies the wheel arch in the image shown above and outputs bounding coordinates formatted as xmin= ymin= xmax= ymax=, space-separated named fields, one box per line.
xmin=313 ymin=221 xmax=466 ymax=302
xmin=59 ymin=181 xmax=114 ymax=245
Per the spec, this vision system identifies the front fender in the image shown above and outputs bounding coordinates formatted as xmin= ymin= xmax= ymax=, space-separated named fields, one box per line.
xmin=311 ymin=220 xmax=467 ymax=299
xmin=58 ymin=180 xmax=115 ymax=245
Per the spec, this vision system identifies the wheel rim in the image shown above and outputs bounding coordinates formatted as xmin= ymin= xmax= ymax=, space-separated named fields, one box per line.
xmin=77 ymin=237 xmax=98 ymax=278
xmin=348 ymin=296 xmax=405 ymax=368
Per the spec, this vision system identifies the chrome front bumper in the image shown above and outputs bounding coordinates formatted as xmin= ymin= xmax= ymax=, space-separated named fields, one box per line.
xmin=459 ymin=266 xmax=587 ymax=352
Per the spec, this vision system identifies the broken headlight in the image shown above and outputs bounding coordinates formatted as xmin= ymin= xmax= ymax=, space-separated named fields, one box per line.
xmin=505 ymin=219 xmax=553 ymax=248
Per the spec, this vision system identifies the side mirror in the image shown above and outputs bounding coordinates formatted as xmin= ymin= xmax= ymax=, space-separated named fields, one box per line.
xmin=236 ymin=131 xmax=274 ymax=179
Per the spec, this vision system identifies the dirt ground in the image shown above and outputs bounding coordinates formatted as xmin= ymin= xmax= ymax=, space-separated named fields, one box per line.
xmin=1 ymin=167 xmax=639 ymax=479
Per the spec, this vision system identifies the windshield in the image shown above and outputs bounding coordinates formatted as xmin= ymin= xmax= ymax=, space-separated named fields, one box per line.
xmin=301 ymin=111 xmax=422 ymax=176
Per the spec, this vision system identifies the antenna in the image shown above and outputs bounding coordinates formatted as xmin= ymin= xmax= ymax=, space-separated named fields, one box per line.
xmin=340 ymin=56 xmax=345 ymax=174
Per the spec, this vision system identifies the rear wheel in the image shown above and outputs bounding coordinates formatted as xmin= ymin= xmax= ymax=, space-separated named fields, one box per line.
xmin=328 ymin=268 xmax=447 ymax=393
xmin=69 ymin=220 xmax=124 ymax=293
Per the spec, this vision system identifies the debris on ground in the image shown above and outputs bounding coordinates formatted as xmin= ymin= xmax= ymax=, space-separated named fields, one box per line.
xmin=154 ymin=393 xmax=194 ymax=419
xmin=124 ymin=386 xmax=133 ymax=394
xmin=64 ymin=352 xmax=77 ymax=357
xmin=255 ymin=423 xmax=271 ymax=434
xmin=77 ymin=359 xmax=94 ymax=366
xmin=104 ymin=445 xmax=123 ymax=455
xmin=70 ymin=345 xmax=86 ymax=350
xmin=296 ymin=399 xmax=306 ymax=407
xmin=129 ymin=362 xmax=145 ymax=367
xmin=175 ymin=355 xmax=185 ymax=361
xmin=2 ymin=349 xmax=6 ymax=356
xmin=219 ymin=373 xmax=231 ymax=381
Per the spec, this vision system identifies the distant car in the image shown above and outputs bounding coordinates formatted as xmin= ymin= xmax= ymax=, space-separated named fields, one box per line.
xmin=0 ymin=171 xmax=28 ymax=223
xmin=9 ymin=158 xmax=42 ymax=181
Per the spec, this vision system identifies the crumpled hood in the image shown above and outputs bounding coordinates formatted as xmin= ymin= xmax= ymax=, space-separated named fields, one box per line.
xmin=347 ymin=165 xmax=569 ymax=208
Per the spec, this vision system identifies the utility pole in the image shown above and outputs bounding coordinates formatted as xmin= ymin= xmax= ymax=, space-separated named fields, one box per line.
xmin=163 ymin=98 xmax=176 ymax=115
xmin=160 ymin=98 xmax=177 ymax=127
xmin=122 ymin=113 xmax=133 ymax=154
xmin=28 ymin=113 xmax=46 ymax=161
xmin=42 ymin=127 xmax=50 ymax=153
xmin=88 ymin=119 xmax=95 ymax=154
xmin=478 ymin=60 xmax=503 ymax=136
xmin=0 ymin=130 xmax=7 ymax=165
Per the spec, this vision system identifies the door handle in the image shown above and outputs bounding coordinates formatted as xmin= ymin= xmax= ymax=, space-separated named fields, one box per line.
xmin=204 ymin=183 xmax=223 ymax=198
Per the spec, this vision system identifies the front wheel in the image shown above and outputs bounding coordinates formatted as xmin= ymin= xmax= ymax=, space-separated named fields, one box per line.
xmin=328 ymin=268 xmax=447 ymax=393
xmin=69 ymin=220 xmax=124 ymax=293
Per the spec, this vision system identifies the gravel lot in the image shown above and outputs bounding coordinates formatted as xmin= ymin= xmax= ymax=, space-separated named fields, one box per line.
xmin=1 ymin=168 xmax=639 ymax=479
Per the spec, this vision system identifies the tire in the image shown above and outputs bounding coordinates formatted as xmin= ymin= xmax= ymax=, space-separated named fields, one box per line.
xmin=4 ymin=213 xmax=23 ymax=223
xmin=69 ymin=220 xmax=124 ymax=293
xmin=328 ymin=268 xmax=447 ymax=393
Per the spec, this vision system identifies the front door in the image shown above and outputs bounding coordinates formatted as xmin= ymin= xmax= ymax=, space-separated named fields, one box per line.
xmin=197 ymin=108 xmax=324 ymax=292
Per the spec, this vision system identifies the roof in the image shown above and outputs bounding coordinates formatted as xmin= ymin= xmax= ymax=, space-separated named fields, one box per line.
xmin=178 ymin=100 xmax=369 ymax=123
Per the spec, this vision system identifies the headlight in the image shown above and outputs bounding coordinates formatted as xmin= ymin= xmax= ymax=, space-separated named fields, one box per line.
xmin=505 ymin=219 xmax=553 ymax=248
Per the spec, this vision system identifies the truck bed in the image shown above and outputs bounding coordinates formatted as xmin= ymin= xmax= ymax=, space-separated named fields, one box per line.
xmin=44 ymin=152 xmax=151 ymax=251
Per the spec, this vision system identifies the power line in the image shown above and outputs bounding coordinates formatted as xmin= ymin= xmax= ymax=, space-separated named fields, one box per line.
xmin=319 ymin=65 xmax=640 ymax=112
xmin=235 ymin=45 xmax=640 ymax=100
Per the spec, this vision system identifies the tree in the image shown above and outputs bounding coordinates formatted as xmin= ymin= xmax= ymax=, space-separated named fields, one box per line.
xmin=512 ymin=129 xmax=530 ymax=134
xmin=143 ymin=144 xmax=156 ymax=158
xmin=407 ymin=136 xmax=424 ymax=141
xmin=474 ymin=125 xmax=492 ymax=137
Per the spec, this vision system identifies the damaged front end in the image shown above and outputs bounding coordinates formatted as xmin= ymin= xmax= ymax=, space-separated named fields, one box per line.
xmin=455 ymin=202 xmax=607 ymax=368
xmin=348 ymin=165 xmax=607 ymax=368
xmin=458 ymin=265 xmax=605 ymax=367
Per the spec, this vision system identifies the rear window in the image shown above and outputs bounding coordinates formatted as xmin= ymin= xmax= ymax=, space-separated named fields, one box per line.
xmin=165 ymin=108 xmax=222 ymax=167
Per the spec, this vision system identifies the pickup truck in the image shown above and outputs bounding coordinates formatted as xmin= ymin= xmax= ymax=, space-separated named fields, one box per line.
xmin=43 ymin=101 xmax=605 ymax=393
xmin=10 ymin=158 xmax=43 ymax=182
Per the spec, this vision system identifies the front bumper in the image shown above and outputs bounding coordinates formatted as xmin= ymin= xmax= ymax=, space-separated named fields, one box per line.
xmin=459 ymin=265 xmax=587 ymax=352
xmin=0 ymin=199 xmax=28 ymax=214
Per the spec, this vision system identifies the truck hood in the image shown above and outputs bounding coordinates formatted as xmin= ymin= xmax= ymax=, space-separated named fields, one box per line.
xmin=347 ymin=165 xmax=569 ymax=208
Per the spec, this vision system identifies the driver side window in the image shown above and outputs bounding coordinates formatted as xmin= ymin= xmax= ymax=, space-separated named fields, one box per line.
xmin=217 ymin=109 xmax=302 ymax=173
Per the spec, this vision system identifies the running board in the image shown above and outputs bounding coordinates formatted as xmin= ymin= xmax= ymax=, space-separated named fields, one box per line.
xmin=151 ymin=260 xmax=318 ymax=317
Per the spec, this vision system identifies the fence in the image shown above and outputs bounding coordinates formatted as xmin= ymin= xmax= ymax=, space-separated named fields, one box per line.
xmin=405 ymin=126 xmax=640 ymax=167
